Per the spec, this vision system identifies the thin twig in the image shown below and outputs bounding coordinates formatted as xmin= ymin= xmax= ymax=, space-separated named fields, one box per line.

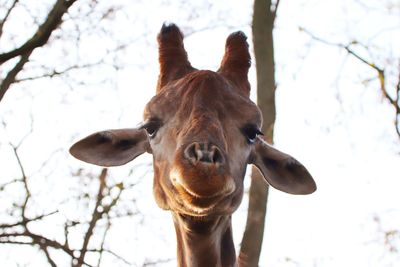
xmin=272 ymin=0 xmax=280 ymax=22
xmin=40 ymin=244 xmax=58 ymax=267
xmin=0 ymin=210 xmax=58 ymax=229
xmin=142 ymin=258 xmax=174 ymax=266
xmin=0 ymin=0 xmax=19 ymax=38
xmin=0 ymin=178 xmax=23 ymax=191
xmin=89 ymin=247 xmax=133 ymax=266
xmin=15 ymin=61 xmax=104 ymax=83
xmin=96 ymin=216 xmax=110 ymax=266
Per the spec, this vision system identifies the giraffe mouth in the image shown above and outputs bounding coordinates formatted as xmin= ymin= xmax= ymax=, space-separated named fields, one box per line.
xmin=171 ymin=165 xmax=235 ymax=191
xmin=170 ymin=168 xmax=236 ymax=216
xmin=177 ymin=183 xmax=221 ymax=207
xmin=174 ymin=185 xmax=232 ymax=216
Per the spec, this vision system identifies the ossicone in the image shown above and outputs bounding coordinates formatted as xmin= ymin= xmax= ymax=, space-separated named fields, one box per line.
xmin=218 ymin=31 xmax=251 ymax=97
xmin=157 ymin=23 xmax=194 ymax=91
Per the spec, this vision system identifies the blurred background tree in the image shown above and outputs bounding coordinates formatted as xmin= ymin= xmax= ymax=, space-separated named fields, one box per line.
xmin=240 ymin=0 xmax=278 ymax=266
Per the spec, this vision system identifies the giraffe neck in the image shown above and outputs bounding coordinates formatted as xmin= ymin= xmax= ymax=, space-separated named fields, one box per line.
xmin=172 ymin=213 xmax=237 ymax=267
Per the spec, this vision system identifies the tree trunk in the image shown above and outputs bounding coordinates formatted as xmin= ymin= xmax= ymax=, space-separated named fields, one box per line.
xmin=239 ymin=0 xmax=277 ymax=266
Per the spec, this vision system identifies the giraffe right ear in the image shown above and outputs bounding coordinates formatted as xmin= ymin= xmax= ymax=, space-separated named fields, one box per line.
xmin=157 ymin=23 xmax=194 ymax=92
xmin=70 ymin=129 xmax=150 ymax=167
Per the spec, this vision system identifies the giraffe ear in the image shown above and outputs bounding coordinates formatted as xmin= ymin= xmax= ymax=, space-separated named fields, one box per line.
xmin=70 ymin=129 xmax=150 ymax=167
xmin=157 ymin=23 xmax=194 ymax=92
xmin=250 ymin=137 xmax=316 ymax=195
xmin=218 ymin=31 xmax=251 ymax=97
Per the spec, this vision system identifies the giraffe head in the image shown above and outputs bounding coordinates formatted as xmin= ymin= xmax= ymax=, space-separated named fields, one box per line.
xmin=70 ymin=24 xmax=316 ymax=218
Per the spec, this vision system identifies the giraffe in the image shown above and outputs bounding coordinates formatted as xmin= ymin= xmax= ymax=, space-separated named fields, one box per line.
xmin=70 ymin=23 xmax=316 ymax=267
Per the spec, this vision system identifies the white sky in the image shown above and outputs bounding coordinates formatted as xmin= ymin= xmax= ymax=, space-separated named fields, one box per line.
xmin=0 ymin=0 xmax=399 ymax=266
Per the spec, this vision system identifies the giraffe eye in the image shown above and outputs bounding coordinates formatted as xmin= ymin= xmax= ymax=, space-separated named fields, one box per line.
xmin=242 ymin=125 xmax=263 ymax=144
xmin=140 ymin=119 xmax=162 ymax=138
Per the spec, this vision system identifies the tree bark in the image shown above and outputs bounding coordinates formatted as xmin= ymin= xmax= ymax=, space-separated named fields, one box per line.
xmin=239 ymin=0 xmax=277 ymax=266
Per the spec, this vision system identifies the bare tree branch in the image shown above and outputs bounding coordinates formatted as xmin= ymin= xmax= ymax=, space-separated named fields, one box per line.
xmin=8 ymin=139 xmax=32 ymax=224
xmin=0 ymin=51 xmax=32 ymax=102
xmin=0 ymin=0 xmax=79 ymax=102
xmin=74 ymin=168 xmax=126 ymax=267
xmin=395 ymin=68 xmax=400 ymax=137
xmin=0 ymin=0 xmax=78 ymax=64
xmin=74 ymin=168 xmax=108 ymax=267
xmin=1 ymin=232 xmax=73 ymax=258
xmin=301 ymin=27 xmax=400 ymax=139
xmin=1 ymin=130 xmax=117 ymax=266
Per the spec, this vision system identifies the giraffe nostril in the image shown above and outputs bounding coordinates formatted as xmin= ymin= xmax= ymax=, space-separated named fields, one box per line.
xmin=184 ymin=142 xmax=224 ymax=165
xmin=211 ymin=146 xmax=223 ymax=164
xmin=184 ymin=143 xmax=199 ymax=163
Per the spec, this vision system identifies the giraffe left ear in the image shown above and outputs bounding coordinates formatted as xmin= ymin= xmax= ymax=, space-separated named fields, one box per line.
xmin=218 ymin=31 xmax=251 ymax=97
xmin=250 ymin=137 xmax=316 ymax=195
